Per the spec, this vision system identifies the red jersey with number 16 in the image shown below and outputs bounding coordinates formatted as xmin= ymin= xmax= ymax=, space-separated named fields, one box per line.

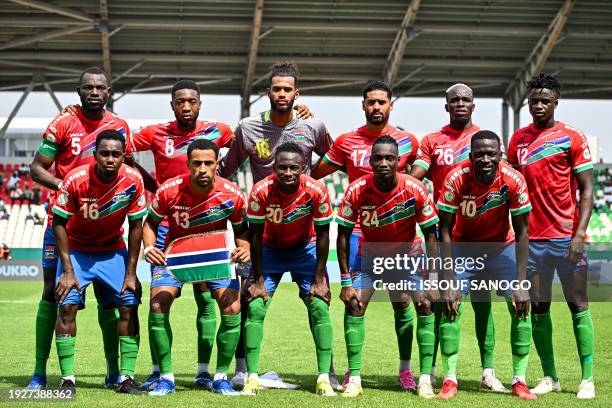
xmin=131 ymin=120 xmax=233 ymax=184
xmin=52 ymin=163 xmax=147 ymax=252
xmin=507 ymin=121 xmax=593 ymax=239
xmin=149 ymin=175 xmax=246 ymax=246
xmin=436 ymin=161 xmax=531 ymax=243
xmin=247 ymin=174 xmax=333 ymax=249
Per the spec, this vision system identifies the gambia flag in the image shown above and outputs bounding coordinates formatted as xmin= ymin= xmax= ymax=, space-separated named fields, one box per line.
xmin=165 ymin=231 xmax=233 ymax=282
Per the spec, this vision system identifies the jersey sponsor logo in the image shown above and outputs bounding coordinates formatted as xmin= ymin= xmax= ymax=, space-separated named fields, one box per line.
xmin=318 ymin=203 xmax=329 ymax=214
xmin=250 ymin=201 xmax=260 ymax=212
xmin=159 ymin=177 xmax=183 ymax=192
xmin=223 ymin=182 xmax=244 ymax=198
xmin=255 ymin=138 xmax=271 ymax=158
xmin=305 ymin=180 xmax=328 ymax=202
xmin=518 ymin=192 xmax=528 ymax=204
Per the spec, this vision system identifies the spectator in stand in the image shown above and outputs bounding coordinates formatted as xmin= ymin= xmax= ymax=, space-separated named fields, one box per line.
xmin=0 ymin=173 xmax=4 ymax=188
xmin=31 ymin=187 xmax=42 ymax=205
xmin=7 ymin=172 xmax=20 ymax=192
xmin=21 ymin=186 xmax=33 ymax=204
xmin=19 ymin=163 xmax=30 ymax=177
xmin=33 ymin=212 xmax=44 ymax=226
xmin=0 ymin=198 xmax=5 ymax=212
xmin=1 ymin=244 xmax=11 ymax=260
xmin=0 ymin=208 xmax=8 ymax=221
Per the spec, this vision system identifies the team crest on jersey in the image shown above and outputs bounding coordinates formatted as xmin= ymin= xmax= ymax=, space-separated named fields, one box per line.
xmin=342 ymin=205 xmax=353 ymax=217
xmin=422 ymin=205 xmax=434 ymax=216
xmin=57 ymin=192 xmax=69 ymax=205
xmin=319 ymin=203 xmax=329 ymax=214
xmin=114 ymin=192 xmax=130 ymax=202
xmin=44 ymin=245 xmax=56 ymax=259
xmin=518 ymin=193 xmax=528 ymax=204
xmin=444 ymin=190 xmax=454 ymax=202
xmin=292 ymin=129 xmax=306 ymax=141
xmin=250 ymin=201 xmax=260 ymax=212
xmin=255 ymin=138 xmax=271 ymax=159
xmin=46 ymin=133 xmax=57 ymax=143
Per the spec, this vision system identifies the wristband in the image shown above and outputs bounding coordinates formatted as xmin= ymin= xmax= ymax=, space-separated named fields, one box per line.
xmin=143 ymin=245 xmax=155 ymax=256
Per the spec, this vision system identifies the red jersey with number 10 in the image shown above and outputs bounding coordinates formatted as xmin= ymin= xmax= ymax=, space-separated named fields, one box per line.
xmin=436 ymin=161 xmax=531 ymax=243
xmin=131 ymin=120 xmax=233 ymax=184
xmin=507 ymin=121 xmax=593 ymax=239
xmin=247 ymin=174 xmax=333 ymax=248
xmin=52 ymin=163 xmax=147 ymax=252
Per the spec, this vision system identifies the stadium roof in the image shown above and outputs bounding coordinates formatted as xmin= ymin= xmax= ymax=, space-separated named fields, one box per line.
xmin=1 ymin=0 xmax=612 ymax=115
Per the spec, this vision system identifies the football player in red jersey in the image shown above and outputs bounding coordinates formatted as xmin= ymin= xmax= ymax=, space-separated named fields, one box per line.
xmin=507 ymin=74 xmax=595 ymax=399
xmin=28 ymin=67 xmax=133 ymax=390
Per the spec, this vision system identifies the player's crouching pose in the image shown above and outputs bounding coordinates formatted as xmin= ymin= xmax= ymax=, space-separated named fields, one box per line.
xmin=53 ymin=130 xmax=147 ymax=394
xmin=335 ymin=136 xmax=440 ymax=398
xmin=143 ymin=139 xmax=249 ymax=396
xmin=241 ymin=142 xmax=335 ymax=396
xmin=436 ymin=131 xmax=536 ymax=400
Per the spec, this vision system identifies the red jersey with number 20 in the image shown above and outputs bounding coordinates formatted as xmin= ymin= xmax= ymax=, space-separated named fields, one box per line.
xmin=507 ymin=121 xmax=593 ymax=239
xmin=52 ymin=163 xmax=147 ymax=252
xmin=247 ymin=174 xmax=333 ymax=248
xmin=131 ymin=120 xmax=233 ymax=184
xmin=436 ymin=161 xmax=531 ymax=243
xmin=149 ymin=175 xmax=246 ymax=246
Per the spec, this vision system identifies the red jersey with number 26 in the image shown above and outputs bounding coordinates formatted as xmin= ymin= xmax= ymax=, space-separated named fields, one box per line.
xmin=131 ymin=120 xmax=233 ymax=184
xmin=52 ymin=163 xmax=147 ymax=252
xmin=507 ymin=121 xmax=593 ymax=239
xmin=247 ymin=174 xmax=333 ymax=248
xmin=149 ymin=175 xmax=246 ymax=246
xmin=436 ymin=161 xmax=531 ymax=243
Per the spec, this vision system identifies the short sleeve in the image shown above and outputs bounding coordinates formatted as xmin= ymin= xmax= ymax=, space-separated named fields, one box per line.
xmin=414 ymin=182 xmax=439 ymax=228
xmin=230 ymin=192 xmax=247 ymax=225
xmin=506 ymin=133 xmax=519 ymax=168
xmin=413 ymin=135 xmax=432 ymax=171
xmin=127 ymin=177 xmax=147 ymax=220
xmin=246 ymin=184 xmax=268 ymax=224
xmin=322 ymin=134 xmax=347 ymax=169
xmin=508 ymin=170 xmax=532 ymax=216
xmin=148 ymin=187 xmax=169 ymax=221
xmin=314 ymin=122 xmax=333 ymax=156
xmin=312 ymin=183 xmax=333 ymax=226
xmin=436 ymin=173 xmax=461 ymax=214
xmin=39 ymin=113 xmax=69 ymax=158
xmin=335 ymin=184 xmax=359 ymax=227
xmin=122 ymin=122 xmax=134 ymax=158
xmin=218 ymin=126 xmax=248 ymax=178
xmin=131 ymin=126 xmax=154 ymax=153
xmin=51 ymin=177 xmax=76 ymax=219
xmin=569 ymin=130 xmax=593 ymax=174
xmin=405 ymin=133 xmax=419 ymax=166
xmin=216 ymin=122 xmax=235 ymax=149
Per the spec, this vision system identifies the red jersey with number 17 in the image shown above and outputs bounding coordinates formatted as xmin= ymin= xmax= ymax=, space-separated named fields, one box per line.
xmin=52 ymin=163 xmax=147 ymax=252
xmin=436 ymin=161 xmax=531 ymax=243
xmin=131 ymin=120 xmax=233 ymax=184
xmin=247 ymin=174 xmax=333 ymax=249
xmin=507 ymin=121 xmax=593 ymax=239
xmin=149 ymin=175 xmax=246 ymax=246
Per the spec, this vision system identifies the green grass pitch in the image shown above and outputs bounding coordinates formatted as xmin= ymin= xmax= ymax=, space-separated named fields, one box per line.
xmin=0 ymin=281 xmax=610 ymax=407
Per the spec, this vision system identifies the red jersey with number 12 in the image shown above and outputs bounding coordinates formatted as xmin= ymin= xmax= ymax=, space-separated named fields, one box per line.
xmin=247 ymin=174 xmax=333 ymax=248
xmin=507 ymin=121 xmax=593 ymax=239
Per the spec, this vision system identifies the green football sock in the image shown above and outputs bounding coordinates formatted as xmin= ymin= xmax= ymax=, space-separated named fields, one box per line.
xmin=471 ymin=301 xmax=495 ymax=369
xmin=56 ymin=335 xmax=76 ymax=377
xmin=431 ymin=302 xmax=443 ymax=371
xmin=98 ymin=307 xmax=120 ymax=377
xmin=149 ymin=312 xmax=173 ymax=375
xmin=440 ymin=302 xmax=463 ymax=377
xmin=119 ymin=335 xmax=140 ymax=377
xmin=216 ymin=314 xmax=241 ymax=373
xmin=394 ymin=306 xmax=414 ymax=363
xmin=195 ymin=290 xmax=216 ymax=365
xmin=34 ymin=300 xmax=56 ymax=376
xmin=344 ymin=314 xmax=365 ymax=376
xmin=507 ymin=302 xmax=531 ymax=377
xmin=417 ymin=314 xmax=435 ymax=375
xmin=305 ymin=297 xmax=333 ymax=374
xmin=532 ymin=312 xmax=557 ymax=380
xmin=572 ymin=310 xmax=594 ymax=380
xmin=244 ymin=297 xmax=270 ymax=373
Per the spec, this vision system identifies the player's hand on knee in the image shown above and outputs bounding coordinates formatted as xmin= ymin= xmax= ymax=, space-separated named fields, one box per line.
xmin=246 ymin=279 xmax=268 ymax=303
xmin=55 ymin=270 xmax=80 ymax=303
xmin=512 ymin=288 xmax=530 ymax=320
xmin=425 ymin=288 xmax=440 ymax=304
xmin=442 ymin=289 xmax=461 ymax=320
xmin=309 ymin=277 xmax=331 ymax=304
xmin=231 ymin=247 xmax=250 ymax=263
xmin=61 ymin=104 xmax=80 ymax=115
xmin=294 ymin=104 xmax=314 ymax=119
xmin=340 ymin=286 xmax=362 ymax=312
xmin=566 ymin=236 xmax=585 ymax=263
xmin=122 ymin=275 xmax=143 ymax=301
xmin=145 ymin=247 xmax=167 ymax=266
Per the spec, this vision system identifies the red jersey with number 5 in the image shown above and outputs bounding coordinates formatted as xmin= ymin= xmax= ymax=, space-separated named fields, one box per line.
xmin=436 ymin=161 xmax=531 ymax=243
xmin=52 ymin=163 xmax=146 ymax=252
xmin=149 ymin=175 xmax=246 ymax=246
xmin=507 ymin=121 xmax=593 ymax=239
xmin=247 ymin=174 xmax=333 ymax=248
xmin=131 ymin=120 xmax=233 ymax=184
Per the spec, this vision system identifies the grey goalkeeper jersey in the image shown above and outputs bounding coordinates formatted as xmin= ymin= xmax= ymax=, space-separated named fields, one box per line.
xmin=218 ymin=110 xmax=333 ymax=183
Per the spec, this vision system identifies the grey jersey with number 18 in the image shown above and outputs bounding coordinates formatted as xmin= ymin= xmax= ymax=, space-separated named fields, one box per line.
xmin=218 ymin=110 xmax=333 ymax=183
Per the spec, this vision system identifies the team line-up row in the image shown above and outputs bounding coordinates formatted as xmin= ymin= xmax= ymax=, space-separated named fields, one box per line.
xmin=24 ymin=62 xmax=595 ymax=400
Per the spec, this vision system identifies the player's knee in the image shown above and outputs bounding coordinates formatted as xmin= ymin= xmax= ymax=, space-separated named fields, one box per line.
xmin=307 ymin=297 xmax=330 ymax=320
xmin=413 ymin=299 xmax=432 ymax=316
xmin=530 ymin=301 xmax=550 ymax=314
xmin=150 ymin=298 xmax=169 ymax=313
xmin=568 ymin=301 xmax=588 ymax=314
xmin=247 ymin=298 xmax=268 ymax=322
xmin=58 ymin=304 xmax=78 ymax=325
